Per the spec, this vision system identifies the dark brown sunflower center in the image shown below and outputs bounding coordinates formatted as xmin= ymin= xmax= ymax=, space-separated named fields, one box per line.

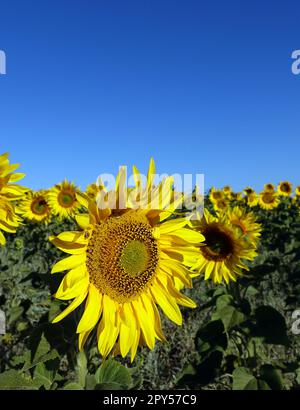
xmin=58 ymin=191 xmax=75 ymax=208
xmin=31 ymin=198 xmax=48 ymax=215
xmin=202 ymin=225 xmax=234 ymax=261
xmin=86 ymin=212 xmax=159 ymax=303
xmin=281 ymin=183 xmax=290 ymax=193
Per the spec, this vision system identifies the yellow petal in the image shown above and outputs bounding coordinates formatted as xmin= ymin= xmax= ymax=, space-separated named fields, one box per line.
xmin=150 ymin=279 xmax=182 ymax=325
xmin=51 ymin=254 xmax=86 ymax=274
xmin=52 ymin=290 xmax=88 ymax=323
xmin=54 ymin=276 xmax=89 ymax=300
xmin=77 ymin=284 xmax=102 ymax=333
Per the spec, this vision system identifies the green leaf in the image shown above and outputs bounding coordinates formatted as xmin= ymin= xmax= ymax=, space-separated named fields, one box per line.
xmin=0 ymin=370 xmax=38 ymax=390
xmin=33 ymin=359 xmax=60 ymax=390
xmin=260 ymin=365 xmax=284 ymax=390
xmin=8 ymin=306 xmax=24 ymax=326
xmin=253 ymin=306 xmax=289 ymax=345
xmin=76 ymin=351 xmax=88 ymax=388
xmin=95 ymin=358 xmax=132 ymax=389
xmin=216 ymin=294 xmax=234 ymax=310
xmin=63 ymin=382 xmax=84 ymax=390
xmin=232 ymin=367 xmax=258 ymax=390
xmin=214 ymin=305 xmax=246 ymax=331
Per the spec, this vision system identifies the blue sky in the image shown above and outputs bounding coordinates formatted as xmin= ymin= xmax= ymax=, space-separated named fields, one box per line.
xmin=0 ymin=0 xmax=299 ymax=192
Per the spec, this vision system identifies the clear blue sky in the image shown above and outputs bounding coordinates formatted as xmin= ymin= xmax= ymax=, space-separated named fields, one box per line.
xmin=0 ymin=0 xmax=299 ymax=192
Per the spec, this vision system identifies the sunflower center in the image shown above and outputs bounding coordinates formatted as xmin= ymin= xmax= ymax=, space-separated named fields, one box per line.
xmin=58 ymin=191 xmax=75 ymax=208
xmin=119 ymin=240 xmax=149 ymax=277
xmin=202 ymin=225 xmax=234 ymax=261
xmin=31 ymin=198 xmax=48 ymax=215
xmin=262 ymin=192 xmax=274 ymax=204
xmin=86 ymin=211 xmax=159 ymax=303
xmin=281 ymin=183 xmax=290 ymax=193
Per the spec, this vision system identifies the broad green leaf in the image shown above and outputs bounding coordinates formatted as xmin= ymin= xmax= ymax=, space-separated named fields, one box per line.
xmin=260 ymin=365 xmax=284 ymax=390
xmin=214 ymin=305 xmax=246 ymax=331
xmin=232 ymin=367 xmax=258 ymax=390
xmin=95 ymin=358 xmax=132 ymax=389
xmin=0 ymin=370 xmax=38 ymax=390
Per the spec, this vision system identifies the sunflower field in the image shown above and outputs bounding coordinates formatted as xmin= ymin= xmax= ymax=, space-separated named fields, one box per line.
xmin=0 ymin=152 xmax=300 ymax=391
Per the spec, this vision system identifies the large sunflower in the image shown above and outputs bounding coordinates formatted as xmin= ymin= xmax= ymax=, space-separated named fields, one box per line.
xmin=47 ymin=180 xmax=81 ymax=220
xmin=0 ymin=152 xmax=27 ymax=245
xmin=277 ymin=181 xmax=293 ymax=197
xmin=49 ymin=160 xmax=204 ymax=360
xmin=17 ymin=190 xmax=52 ymax=223
xmin=192 ymin=210 xmax=257 ymax=284
xmin=295 ymin=186 xmax=300 ymax=197
xmin=259 ymin=191 xmax=280 ymax=210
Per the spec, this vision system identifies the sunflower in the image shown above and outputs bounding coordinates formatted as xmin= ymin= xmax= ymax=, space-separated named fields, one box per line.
xmin=0 ymin=152 xmax=27 ymax=245
xmin=259 ymin=191 xmax=280 ymax=210
xmin=264 ymin=183 xmax=275 ymax=193
xmin=228 ymin=191 xmax=242 ymax=201
xmin=209 ymin=188 xmax=224 ymax=204
xmin=213 ymin=198 xmax=229 ymax=213
xmin=192 ymin=210 xmax=257 ymax=284
xmin=85 ymin=183 xmax=105 ymax=200
xmin=47 ymin=180 xmax=81 ymax=220
xmin=222 ymin=185 xmax=232 ymax=196
xmin=226 ymin=206 xmax=262 ymax=246
xmin=243 ymin=187 xmax=255 ymax=196
xmin=49 ymin=159 xmax=204 ymax=361
xmin=17 ymin=190 xmax=52 ymax=223
xmin=246 ymin=192 xmax=258 ymax=207
xmin=277 ymin=181 xmax=293 ymax=197
xmin=0 ymin=152 xmax=27 ymax=201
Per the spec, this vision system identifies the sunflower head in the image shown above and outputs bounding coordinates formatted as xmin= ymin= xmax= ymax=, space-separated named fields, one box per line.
xmin=222 ymin=185 xmax=232 ymax=195
xmin=226 ymin=206 xmax=262 ymax=246
xmin=209 ymin=188 xmax=224 ymax=204
xmin=259 ymin=191 xmax=280 ymax=210
xmin=295 ymin=185 xmax=300 ymax=197
xmin=17 ymin=190 xmax=52 ymax=223
xmin=246 ymin=192 xmax=258 ymax=207
xmin=49 ymin=159 xmax=204 ymax=361
xmin=192 ymin=210 xmax=257 ymax=284
xmin=264 ymin=183 xmax=275 ymax=193
xmin=243 ymin=187 xmax=255 ymax=196
xmin=278 ymin=181 xmax=292 ymax=197
xmin=229 ymin=191 xmax=242 ymax=201
xmin=213 ymin=198 xmax=229 ymax=213
xmin=47 ymin=180 xmax=81 ymax=220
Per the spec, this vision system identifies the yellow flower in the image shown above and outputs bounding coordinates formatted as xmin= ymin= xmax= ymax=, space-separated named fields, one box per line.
xmin=213 ymin=198 xmax=229 ymax=213
xmin=264 ymin=183 xmax=275 ymax=193
xmin=49 ymin=159 xmax=204 ymax=361
xmin=222 ymin=185 xmax=232 ymax=196
xmin=85 ymin=183 xmax=103 ymax=200
xmin=228 ymin=192 xmax=242 ymax=201
xmin=243 ymin=187 xmax=255 ymax=196
xmin=246 ymin=192 xmax=259 ymax=207
xmin=277 ymin=181 xmax=292 ymax=197
xmin=226 ymin=206 xmax=262 ymax=247
xmin=209 ymin=188 xmax=224 ymax=204
xmin=0 ymin=152 xmax=27 ymax=201
xmin=0 ymin=152 xmax=27 ymax=245
xmin=192 ymin=210 xmax=257 ymax=284
xmin=259 ymin=191 xmax=280 ymax=210
xmin=295 ymin=185 xmax=300 ymax=197
xmin=17 ymin=190 xmax=52 ymax=223
xmin=47 ymin=180 xmax=81 ymax=220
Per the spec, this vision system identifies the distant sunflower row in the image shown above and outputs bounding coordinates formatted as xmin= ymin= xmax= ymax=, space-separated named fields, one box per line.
xmin=209 ymin=181 xmax=300 ymax=213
